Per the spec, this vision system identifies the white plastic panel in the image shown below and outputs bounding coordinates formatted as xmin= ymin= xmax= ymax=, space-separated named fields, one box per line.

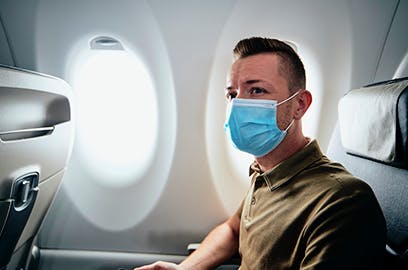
xmin=0 ymin=65 xmax=74 ymax=265
xmin=62 ymin=46 xmax=162 ymax=231
xmin=36 ymin=0 xmax=180 ymax=254
xmin=0 ymin=66 xmax=73 ymax=192
xmin=15 ymin=171 xmax=64 ymax=249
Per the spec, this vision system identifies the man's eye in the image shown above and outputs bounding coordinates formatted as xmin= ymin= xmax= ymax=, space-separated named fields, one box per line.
xmin=226 ymin=92 xmax=237 ymax=100
xmin=251 ymin=88 xmax=266 ymax=95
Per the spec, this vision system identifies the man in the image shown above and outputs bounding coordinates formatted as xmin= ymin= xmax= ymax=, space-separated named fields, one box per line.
xmin=135 ymin=37 xmax=386 ymax=270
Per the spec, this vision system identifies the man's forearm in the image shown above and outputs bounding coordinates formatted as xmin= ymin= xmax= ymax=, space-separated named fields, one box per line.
xmin=134 ymin=213 xmax=240 ymax=270
xmin=179 ymin=221 xmax=239 ymax=270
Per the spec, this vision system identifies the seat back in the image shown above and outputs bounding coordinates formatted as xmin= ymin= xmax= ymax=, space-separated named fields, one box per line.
xmin=327 ymin=77 xmax=408 ymax=269
xmin=0 ymin=65 xmax=74 ymax=270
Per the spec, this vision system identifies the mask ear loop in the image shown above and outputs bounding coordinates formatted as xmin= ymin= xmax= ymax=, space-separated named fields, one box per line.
xmin=277 ymin=90 xmax=302 ymax=132
xmin=284 ymin=119 xmax=295 ymax=132
xmin=276 ymin=90 xmax=301 ymax=106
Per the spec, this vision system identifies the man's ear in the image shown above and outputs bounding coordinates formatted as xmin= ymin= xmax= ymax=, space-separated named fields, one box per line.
xmin=294 ymin=90 xmax=312 ymax=119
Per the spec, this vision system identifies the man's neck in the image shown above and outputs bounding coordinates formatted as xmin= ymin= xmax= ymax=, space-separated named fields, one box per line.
xmin=255 ymin=135 xmax=309 ymax=172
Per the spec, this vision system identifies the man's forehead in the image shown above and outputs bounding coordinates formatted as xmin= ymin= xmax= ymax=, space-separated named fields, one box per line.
xmin=227 ymin=53 xmax=281 ymax=84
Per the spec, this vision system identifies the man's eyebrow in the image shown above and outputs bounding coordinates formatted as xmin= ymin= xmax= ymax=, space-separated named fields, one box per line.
xmin=226 ymin=80 xmax=263 ymax=89
xmin=225 ymin=79 xmax=273 ymax=91
xmin=245 ymin=79 xmax=275 ymax=89
xmin=244 ymin=79 xmax=262 ymax=85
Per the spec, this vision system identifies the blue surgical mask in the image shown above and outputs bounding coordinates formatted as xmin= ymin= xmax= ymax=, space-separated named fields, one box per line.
xmin=224 ymin=92 xmax=299 ymax=157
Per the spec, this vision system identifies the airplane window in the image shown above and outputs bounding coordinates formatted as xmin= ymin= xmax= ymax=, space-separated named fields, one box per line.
xmin=61 ymin=35 xmax=176 ymax=231
xmin=73 ymin=49 xmax=158 ymax=187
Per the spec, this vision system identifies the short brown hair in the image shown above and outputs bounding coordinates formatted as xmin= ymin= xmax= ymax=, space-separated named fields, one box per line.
xmin=233 ymin=37 xmax=306 ymax=93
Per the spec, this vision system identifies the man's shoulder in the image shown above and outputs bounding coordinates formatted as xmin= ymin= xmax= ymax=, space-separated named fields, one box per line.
xmin=299 ymin=156 xmax=375 ymax=199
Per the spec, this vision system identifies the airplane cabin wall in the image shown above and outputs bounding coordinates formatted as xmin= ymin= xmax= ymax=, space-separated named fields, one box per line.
xmin=0 ymin=0 xmax=407 ymax=256
xmin=374 ymin=0 xmax=408 ymax=81
xmin=0 ymin=16 xmax=14 ymax=66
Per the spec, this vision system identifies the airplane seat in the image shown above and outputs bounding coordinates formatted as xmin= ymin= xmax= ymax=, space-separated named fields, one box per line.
xmin=0 ymin=65 xmax=74 ymax=270
xmin=327 ymin=77 xmax=408 ymax=270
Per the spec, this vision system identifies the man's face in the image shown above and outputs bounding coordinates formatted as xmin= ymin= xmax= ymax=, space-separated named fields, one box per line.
xmin=225 ymin=53 xmax=294 ymax=130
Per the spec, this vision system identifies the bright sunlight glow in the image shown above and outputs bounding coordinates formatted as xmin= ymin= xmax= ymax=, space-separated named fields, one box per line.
xmin=74 ymin=50 xmax=158 ymax=187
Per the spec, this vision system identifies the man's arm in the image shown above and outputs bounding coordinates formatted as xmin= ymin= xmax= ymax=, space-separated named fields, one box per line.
xmin=134 ymin=211 xmax=240 ymax=270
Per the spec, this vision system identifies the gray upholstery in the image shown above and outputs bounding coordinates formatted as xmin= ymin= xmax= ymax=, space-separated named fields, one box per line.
xmin=327 ymin=78 xmax=408 ymax=269
xmin=338 ymin=79 xmax=408 ymax=167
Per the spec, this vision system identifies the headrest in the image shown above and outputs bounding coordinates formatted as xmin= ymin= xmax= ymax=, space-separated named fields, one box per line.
xmin=338 ymin=77 xmax=408 ymax=168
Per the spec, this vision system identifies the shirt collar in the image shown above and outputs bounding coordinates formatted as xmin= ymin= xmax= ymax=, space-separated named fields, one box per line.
xmin=249 ymin=140 xmax=324 ymax=192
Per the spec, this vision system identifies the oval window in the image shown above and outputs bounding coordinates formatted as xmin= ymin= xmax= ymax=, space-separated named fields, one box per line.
xmin=73 ymin=49 xmax=158 ymax=187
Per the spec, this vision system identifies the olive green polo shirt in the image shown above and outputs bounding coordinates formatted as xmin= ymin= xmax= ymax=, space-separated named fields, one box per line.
xmin=238 ymin=140 xmax=386 ymax=270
